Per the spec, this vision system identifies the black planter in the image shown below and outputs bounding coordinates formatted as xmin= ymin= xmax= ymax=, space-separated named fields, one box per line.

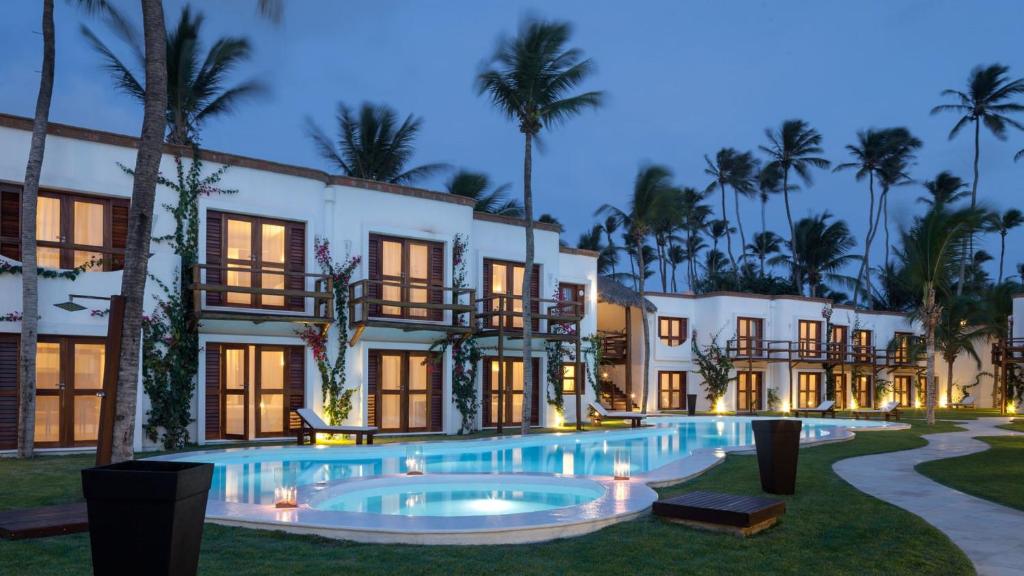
xmin=687 ymin=394 xmax=698 ymax=416
xmin=751 ymin=419 xmax=802 ymax=495
xmin=81 ymin=460 xmax=213 ymax=576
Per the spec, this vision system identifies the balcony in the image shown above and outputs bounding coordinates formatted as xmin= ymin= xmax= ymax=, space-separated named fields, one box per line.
xmin=347 ymin=278 xmax=476 ymax=336
xmin=192 ymin=263 xmax=333 ymax=324
xmin=476 ymin=295 xmax=583 ymax=341
xmin=726 ymin=338 xmax=790 ymax=361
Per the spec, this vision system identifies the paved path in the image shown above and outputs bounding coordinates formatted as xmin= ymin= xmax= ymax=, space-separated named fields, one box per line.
xmin=834 ymin=418 xmax=1024 ymax=576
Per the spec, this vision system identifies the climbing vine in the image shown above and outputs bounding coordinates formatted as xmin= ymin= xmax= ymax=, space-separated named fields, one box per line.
xmin=822 ymin=304 xmax=838 ymax=401
xmin=0 ymin=258 xmax=98 ymax=280
xmin=297 ymin=237 xmax=360 ymax=425
xmin=429 ymin=234 xmax=480 ymax=434
xmin=692 ymin=330 xmax=735 ymax=406
xmin=544 ymin=289 xmax=576 ymax=415
xmin=582 ymin=332 xmax=605 ymax=398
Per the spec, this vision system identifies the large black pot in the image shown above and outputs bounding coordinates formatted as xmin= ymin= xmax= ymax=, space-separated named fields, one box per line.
xmin=81 ymin=460 xmax=213 ymax=576
xmin=751 ymin=419 xmax=802 ymax=495
xmin=687 ymin=394 xmax=698 ymax=416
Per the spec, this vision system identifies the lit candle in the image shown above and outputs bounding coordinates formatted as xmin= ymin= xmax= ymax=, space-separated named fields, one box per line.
xmin=406 ymin=447 xmax=425 ymax=475
xmin=613 ymin=450 xmax=630 ymax=481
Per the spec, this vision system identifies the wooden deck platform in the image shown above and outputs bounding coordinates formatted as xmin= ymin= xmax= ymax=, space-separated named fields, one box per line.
xmin=0 ymin=502 xmax=88 ymax=540
xmin=652 ymin=491 xmax=785 ymax=537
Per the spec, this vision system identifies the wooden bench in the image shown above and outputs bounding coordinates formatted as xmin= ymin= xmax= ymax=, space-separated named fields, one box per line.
xmin=652 ymin=491 xmax=785 ymax=537
xmin=0 ymin=502 xmax=88 ymax=540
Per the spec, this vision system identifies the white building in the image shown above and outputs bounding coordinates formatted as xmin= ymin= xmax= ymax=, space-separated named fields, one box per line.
xmin=0 ymin=113 xmax=1000 ymax=453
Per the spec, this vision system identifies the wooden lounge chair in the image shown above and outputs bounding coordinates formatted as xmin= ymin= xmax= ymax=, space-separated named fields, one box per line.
xmin=589 ymin=401 xmax=647 ymax=428
xmin=792 ymin=400 xmax=835 ymax=418
xmin=948 ymin=395 xmax=975 ymax=409
xmin=294 ymin=408 xmax=379 ymax=445
xmin=852 ymin=401 xmax=901 ymax=422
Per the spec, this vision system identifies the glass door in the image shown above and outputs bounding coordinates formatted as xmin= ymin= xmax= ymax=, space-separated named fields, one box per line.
xmin=33 ymin=339 xmax=105 ymax=447
xmin=737 ymin=371 xmax=762 ymax=412
xmin=256 ymin=348 xmax=285 ymax=437
xmin=34 ymin=341 xmax=63 ymax=447
xmin=658 ymin=371 xmax=685 ymax=410
xmin=376 ymin=351 xmax=430 ymax=432
xmin=71 ymin=342 xmax=104 ymax=445
xmin=221 ymin=345 xmax=249 ymax=439
xmin=798 ymin=372 xmax=821 ymax=409
xmin=225 ymin=216 xmax=255 ymax=306
xmin=486 ymin=358 xmax=535 ymax=427
xmin=833 ymin=373 xmax=847 ymax=409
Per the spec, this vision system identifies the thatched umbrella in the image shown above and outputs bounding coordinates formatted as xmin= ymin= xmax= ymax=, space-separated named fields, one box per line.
xmin=597 ymin=277 xmax=657 ymax=313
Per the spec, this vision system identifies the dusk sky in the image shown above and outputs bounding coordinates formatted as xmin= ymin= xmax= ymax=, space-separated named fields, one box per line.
xmin=2 ymin=0 xmax=1023 ymax=287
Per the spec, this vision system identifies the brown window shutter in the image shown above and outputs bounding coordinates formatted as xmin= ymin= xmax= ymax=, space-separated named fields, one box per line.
xmin=110 ymin=199 xmax=129 ymax=271
xmin=286 ymin=222 xmax=306 ymax=310
xmin=429 ymin=358 xmax=443 ymax=431
xmin=0 ymin=188 xmax=21 ymax=261
xmin=206 ymin=211 xmax=223 ymax=306
xmin=530 ymin=264 xmax=540 ymax=331
xmin=481 ymin=358 xmax=492 ymax=426
xmin=205 ymin=344 xmax=221 ymax=440
xmin=366 ymin=350 xmax=379 ymax=427
xmin=367 ymin=235 xmax=382 ymax=317
xmin=286 ymin=346 xmax=305 ymax=432
xmin=482 ymin=260 xmax=493 ymax=326
xmin=531 ymin=357 xmax=540 ymax=426
xmin=429 ymin=242 xmax=444 ymax=321
xmin=0 ymin=334 xmax=18 ymax=449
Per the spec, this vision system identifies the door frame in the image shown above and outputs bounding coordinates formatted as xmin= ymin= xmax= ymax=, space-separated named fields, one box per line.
xmin=220 ymin=344 xmax=250 ymax=440
xmin=373 ymin=350 xmax=432 ymax=433
xmin=484 ymin=357 xmax=540 ymax=427
xmin=34 ymin=336 xmax=107 ymax=448
xmin=254 ymin=346 xmax=288 ymax=438
xmin=736 ymin=370 xmax=763 ymax=412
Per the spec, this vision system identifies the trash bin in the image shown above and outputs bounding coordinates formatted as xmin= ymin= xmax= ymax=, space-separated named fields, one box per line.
xmin=687 ymin=394 xmax=698 ymax=416
xmin=81 ymin=460 xmax=213 ymax=576
xmin=751 ymin=419 xmax=802 ymax=495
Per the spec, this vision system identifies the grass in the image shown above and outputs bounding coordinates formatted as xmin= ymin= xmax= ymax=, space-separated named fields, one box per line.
xmin=997 ymin=419 xmax=1024 ymax=433
xmin=916 ymin=433 xmax=1024 ymax=513
xmin=0 ymin=420 xmax=976 ymax=576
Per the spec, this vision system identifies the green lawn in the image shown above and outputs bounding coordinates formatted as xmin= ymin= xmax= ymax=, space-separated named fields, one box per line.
xmin=0 ymin=420 xmax=975 ymax=576
xmin=998 ymin=419 xmax=1024 ymax=433
xmin=916 ymin=434 xmax=1024 ymax=513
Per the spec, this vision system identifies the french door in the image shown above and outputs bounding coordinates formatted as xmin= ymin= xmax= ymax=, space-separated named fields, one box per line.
xmin=856 ymin=375 xmax=873 ymax=409
xmin=377 ymin=351 xmax=431 ymax=432
xmin=484 ymin=358 xmax=540 ymax=427
xmin=658 ymin=371 xmax=686 ymax=410
xmin=224 ymin=214 xmax=288 ymax=308
xmin=221 ymin=345 xmax=249 ymax=439
xmin=893 ymin=375 xmax=911 ymax=407
xmin=736 ymin=317 xmax=764 ymax=356
xmin=34 ymin=338 xmax=105 ymax=448
xmin=220 ymin=345 xmax=291 ymax=439
xmin=798 ymin=372 xmax=822 ymax=409
xmin=736 ymin=371 xmax=763 ymax=412
xmin=833 ymin=373 xmax=847 ymax=409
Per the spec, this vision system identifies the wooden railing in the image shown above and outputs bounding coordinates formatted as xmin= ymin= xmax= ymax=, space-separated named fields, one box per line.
xmin=192 ymin=263 xmax=333 ymax=323
xmin=347 ymin=278 xmax=476 ymax=330
xmin=476 ymin=294 xmax=583 ymax=336
xmin=600 ymin=331 xmax=628 ymax=362
xmin=724 ymin=337 xmax=890 ymax=365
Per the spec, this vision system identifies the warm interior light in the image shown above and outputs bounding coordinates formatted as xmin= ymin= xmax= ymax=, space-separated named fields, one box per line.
xmin=914 ymin=399 xmax=922 ymax=409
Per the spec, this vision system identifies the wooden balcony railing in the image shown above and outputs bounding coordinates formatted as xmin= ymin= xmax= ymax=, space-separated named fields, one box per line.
xmin=476 ymin=295 xmax=583 ymax=339
xmin=347 ymin=278 xmax=476 ymax=332
xmin=192 ymin=263 xmax=333 ymax=324
xmin=600 ymin=331 xmax=628 ymax=363
xmin=723 ymin=337 xmax=893 ymax=366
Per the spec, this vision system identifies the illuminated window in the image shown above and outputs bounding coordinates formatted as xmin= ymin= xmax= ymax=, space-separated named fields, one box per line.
xmin=659 ymin=317 xmax=687 ymax=347
xmin=798 ymin=320 xmax=821 ymax=357
xmin=658 ymin=371 xmax=685 ymax=410
xmin=562 ymin=363 xmax=577 ymax=394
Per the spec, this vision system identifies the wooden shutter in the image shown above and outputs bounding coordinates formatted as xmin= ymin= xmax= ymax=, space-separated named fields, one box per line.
xmin=286 ymin=222 xmax=306 ymax=311
xmin=110 ymin=199 xmax=129 ymax=270
xmin=429 ymin=242 xmax=444 ymax=321
xmin=429 ymin=358 xmax=443 ymax=432
xmin=481 ymin=358 xmax=492 ymax=426
xmin=205 ymin=344 xmax=221 ymax=440
xmin=530 ymin=358 xmax=540 ymax=426
xmin=206 ymin=211 xmax=223 ymax=306
xmin=0 ymin=188 xmax=20 ymax=260
xmin=286 ymin=346 xmax=305 ymax=431
xmin=368 ymin=235 xmax=382 ymax=317
xmin=530 ymin=264 xmax=540 ymax=331
xmin=0 ymin=335 xmax=18 ymax=450
xmin=367 ymin=350 xmax=379 ymax=427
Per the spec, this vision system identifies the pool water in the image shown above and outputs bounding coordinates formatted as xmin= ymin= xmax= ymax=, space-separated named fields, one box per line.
xmin=174 ymin=417 xmax=892 ymax=508
xmin=313 ymin=482 xmax=602 ymax=516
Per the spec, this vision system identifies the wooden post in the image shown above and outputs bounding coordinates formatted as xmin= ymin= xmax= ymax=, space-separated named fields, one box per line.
xmin=96 ymin=295 xmax=125 ymax=467
xmin=575 ymin=317 xmax=582 ymax=431
xmin=624 ymin=306 xmax=632 ymax=406
xmin=497 ymin=296 xmax=504 ymax=435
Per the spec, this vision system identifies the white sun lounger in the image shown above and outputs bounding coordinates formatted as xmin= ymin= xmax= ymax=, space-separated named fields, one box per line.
xmin=589 ymin=401 xmax=647 ymax=428
xmin=295 ymin=408 xmax=379 ymax=445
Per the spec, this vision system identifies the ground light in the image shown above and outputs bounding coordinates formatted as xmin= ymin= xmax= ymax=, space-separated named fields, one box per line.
xmin=781 ymin=400 xmax=791 ymax=414
xmin=714 ymin=397 xmax=727 ymax=414
xmin=1008 ymin=402 xmax=1018 ymax=415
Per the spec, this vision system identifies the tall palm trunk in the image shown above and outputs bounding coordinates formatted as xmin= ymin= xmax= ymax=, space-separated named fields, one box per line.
xmin=17 ymin=0 xmax=55 ymax=459
xmin=759 ymin=198 xmax=767 ymax=278
xmin=853 ymin=173 xmax=877 ymax=308
xmin=945 ymin=353 xmax=956 ymax=406
xmin=686 ymin=229 xmax=695 ymax=291
xmin=111 ymin=0 xmax=168 ymax=462
xmin=636 ymin=235 xmax=651 ymax=414
xmin=782 ymin=169 xmax=797 ymax=287
xmin=519 ymin=130 xmax=535 ymax=435
xmin=604 ymin=229 xmax=616 ymax=278
xmin=998 ymin=231 xmax=1006 ymax=282
xmin=733 ymin=187 xmax=747 ymax=267
xmin=883 ymin=191 xmax=891 ymax=275
xmin=925 ymin=287 xmax=939 ymax=425
xmin=720 ymin=182 xmax=736 ymax=270
xmin=957 ymin=120 xmax=980 ymax=295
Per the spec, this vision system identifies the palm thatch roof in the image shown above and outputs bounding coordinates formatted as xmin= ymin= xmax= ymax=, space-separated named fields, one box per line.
xmin=597 ymin=277 xmax=657 ymax=313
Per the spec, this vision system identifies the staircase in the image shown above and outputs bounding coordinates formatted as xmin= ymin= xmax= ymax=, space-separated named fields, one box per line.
xmin=599 ymin=380 xmax=635 ymax=411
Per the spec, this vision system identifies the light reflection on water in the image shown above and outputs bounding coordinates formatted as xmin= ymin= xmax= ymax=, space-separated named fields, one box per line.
xmin=210 ymin=420 xmax=835 ymax=505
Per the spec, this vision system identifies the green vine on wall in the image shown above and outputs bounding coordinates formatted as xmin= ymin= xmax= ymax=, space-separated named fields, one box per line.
xmin=297 ymin=237 xmax=360 ymax=425
xmin=0 ymin=258 xmax=98 ymax=280
xmin=544 ymin=289 xmax=576 ymax=415
xmin=692 ymin=330 xmax=735 ymax=406
xmin=582 ymin=333 xmax=605 ymax=398
xmin=429 ymin=234 xmax=480 ymax=434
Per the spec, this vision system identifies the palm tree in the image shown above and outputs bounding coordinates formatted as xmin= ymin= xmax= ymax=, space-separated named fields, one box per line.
xmin=679 ymin=187 xmax=710 ymax=291
xmin=601 ymin=215 xmax=620 ymax=278
xmin=704 ymin=149 xmax=756 ymax=270
xmin=756 ymin=164 xmax=784 ymax=241
xmin=445 ymin=170 xmax=522 ymax=216
xmin=983 ymin=208 xmax=1024 ymax=282
xmin=307 ymin=102 xmax=447 ymax=184
xmin=876 ymin=129 xmax=922 ymax=276
xmin=83 ymin=4 xmax=265 ymax=145
xmin=789 ymin=213 xmax=858 ymax=297
xmin=112 ymin=0 xmax=169 ymax=462
xmin=935 ymin=295 xmax=982 ymax=406
xmin=918 ymin=171 xmax=969 ymax=208
xmin=897 ymin=205 xmax=981 ymax=425
xmin=577 ymin=225 xmax=614 ymax=275
xmin=477 ymin=18 xmax=602 ymax=434
xmin=598 ymin=165 xmax=675 ymax=414
xmin=747 ymin=231 xmax=782 ymax=278
xmin=667 ymin=244 xmax=686 ymax=292
xmin=760 ymin=120 xmax=831 ymax=282
xmin=932 ymin=64 xmax=1024 ymax=292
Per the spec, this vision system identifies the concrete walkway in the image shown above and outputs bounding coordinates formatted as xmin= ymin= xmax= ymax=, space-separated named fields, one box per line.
xmin=834 ymin=417 xmax=1024 ymax=576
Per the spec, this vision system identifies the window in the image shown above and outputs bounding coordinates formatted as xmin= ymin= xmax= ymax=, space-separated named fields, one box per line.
xmin=833 ymin=372 xmax=847 ymax=410
xmin=737 ymin=371 xmax=762 ymax=412
xmin=370 ymin=234 xmax=443 ymax=320
xmin=562 ymin=363 xmax=577 ymax=395
xmin=659 ymin=317 xmax=687 ymax=347
xmin=798 ymin=372 xmax=821 ymax=409
xmin=893 ymin=332 xmax=913 ymax=363
xmin=484 ymin=259 xmax=539 ymax=330
xmin=893 ymin=375 xmax=911 ymax=407
xmin=855 ymin=375 xmax=873 ymax=408
xmin=829 ymin=325 xmax=848 ymax=360
xmin=798 ymin=320 xmax=821 ymax=358
xmin=853 ymin=330 xmax=873 ymax=361
xmin=658 ymin=371 xmax=686 ymax=410
xmin=736 ymin=317 xmax=764 ymax=356
xmin=558 ymin=282 xmax=585 ymax=319
xmin=0 ymin=186 xmax=128 ymax=270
